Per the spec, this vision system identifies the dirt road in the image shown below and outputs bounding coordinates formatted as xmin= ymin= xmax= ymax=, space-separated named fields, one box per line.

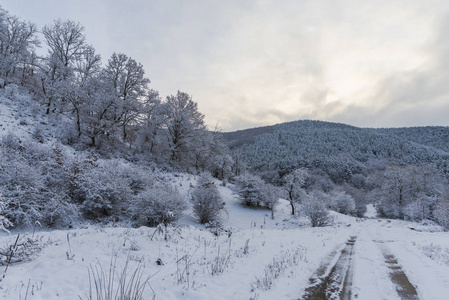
xmin=300 ymin=220 xmax=424 ymax=300
xmin=302 ymin=236 xmax=357 ymax=300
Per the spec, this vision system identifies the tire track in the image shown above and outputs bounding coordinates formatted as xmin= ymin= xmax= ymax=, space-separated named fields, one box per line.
xmin=375 ymin=241 xmax=419 ymax=300
xmin=301 ymin=236 xmax=357 ymax=300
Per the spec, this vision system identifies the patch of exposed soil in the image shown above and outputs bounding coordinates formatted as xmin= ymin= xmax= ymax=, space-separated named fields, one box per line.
xmin=375 ymin=241 xmax=419 ymax=300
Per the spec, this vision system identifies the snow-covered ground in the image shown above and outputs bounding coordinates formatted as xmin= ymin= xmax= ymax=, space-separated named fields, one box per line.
xmin=0 ymin=187 xmax=448 ymax=300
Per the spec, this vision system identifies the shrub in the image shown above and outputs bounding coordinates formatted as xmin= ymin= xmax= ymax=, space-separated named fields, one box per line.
xmin=133 ymin=183 xmax=187 ymax=227
xmin=74 ymin=161 xmax=134 ymax=220
xmin=302 ymin=192 xmax=332 ymax=227
xmin=0 ymin=194 xmax=12 ymax=233
xmin=329 ymin=190 xmax=355 ymax=215
xmin=191 ymin=174 xmax=224 ymax=224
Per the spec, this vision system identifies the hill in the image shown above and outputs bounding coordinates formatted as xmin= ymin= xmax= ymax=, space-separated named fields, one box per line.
xmin=224 ymin=120 xmax=449 ymax=182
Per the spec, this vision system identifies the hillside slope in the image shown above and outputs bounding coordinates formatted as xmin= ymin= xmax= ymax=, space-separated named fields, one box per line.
xmin=224 ymin=120 xmax=449 ymax=181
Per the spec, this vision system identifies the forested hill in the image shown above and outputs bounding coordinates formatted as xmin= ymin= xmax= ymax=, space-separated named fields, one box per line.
xmin=375 ymin=127 xmax=449 ymax=153
xmin=224 ymin=120 xmax=449 ymax=182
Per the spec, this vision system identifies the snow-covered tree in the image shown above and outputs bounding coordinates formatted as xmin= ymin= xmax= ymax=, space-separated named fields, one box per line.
xmin=136 ymin=89 xmax=166 ymax=155
xmin=42 ymin=19 xmax=86 ymax=82
xmin=342 ymin=185 xmax=367 ymax=217
xmin=103 ymin=52 xmax=150 ymax=141
xmin=234 ymin=173 xmax=266 ymax=207
xmin=234 ymin=173 xmax=279 ymax=213
xmin=76 ymin=76 xmax=121 ymax=146
xmin=0 ymin=7 xmax=39 ymax=88
xmin=371 ymin=164 xmax=443 ymax=220
xmin=260 ymin=182 xmax=280 ymax=219
xmin=434 ymin=190 xmax=449 ymax=230
xmin=40 ymin=19 xmax=89 ymax=115
xmin=283 ymin=168 xmax=309 ymax=215
xmin=165 ymin=91 xmax=206 ymax=167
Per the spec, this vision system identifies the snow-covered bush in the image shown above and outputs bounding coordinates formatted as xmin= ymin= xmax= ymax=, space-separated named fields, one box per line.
xmin=75 ymin=161 xmax=134 ymax=220
xmin=329 ymin=190 xmax=355 ymax=215
xmin=0 ymin=194 xmax=12 ymax=233
xmin=0 ymin=137 xmax=78 ymax=227
xmin=302 ymin=192 xmax=332 ymax=227
xmin=133 ymin=183 xmax=187 ymax=227
xmin=191 ymin=174 xmax=224 ymax=224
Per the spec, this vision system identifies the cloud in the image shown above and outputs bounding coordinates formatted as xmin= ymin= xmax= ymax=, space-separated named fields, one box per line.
xmin=189 ymin=0 xmax=449 ymax=130
xmin=3 ymin=0 xmax=449 ymax=131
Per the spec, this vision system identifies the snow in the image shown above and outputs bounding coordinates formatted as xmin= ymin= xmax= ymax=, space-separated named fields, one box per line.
xmin=0 ymin=179 xmax=448 ymax=300
xmin=0 ymin=95 xmax=32 ymax=139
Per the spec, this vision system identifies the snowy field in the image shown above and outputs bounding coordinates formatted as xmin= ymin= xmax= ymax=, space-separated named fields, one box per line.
xmin=1 ymin=182 xmax=449 ymax=300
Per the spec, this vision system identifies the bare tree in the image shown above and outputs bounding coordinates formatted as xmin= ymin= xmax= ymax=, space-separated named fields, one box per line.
xmin=165 ymin=91 xmax=206 ymax=165
xmin=42 ymin=19 xmax=86 ymax=82
xmin=104 ymin=52 xmax=150 ymax=141
xmin=283 ymin=168 xmax=308 ymax=215
xmin=41 ymin=19 xmax=87 ymax=114
xmin=0 ymin=7 xmax=39 ymax=87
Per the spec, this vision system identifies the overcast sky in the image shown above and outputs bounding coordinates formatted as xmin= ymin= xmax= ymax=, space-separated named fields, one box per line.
xmin=3 ymin=0 xmax=449 ymax=131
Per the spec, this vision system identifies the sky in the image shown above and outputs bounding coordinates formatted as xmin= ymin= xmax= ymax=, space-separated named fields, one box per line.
xmin=2 ymin=0 xmax=449 ymax=131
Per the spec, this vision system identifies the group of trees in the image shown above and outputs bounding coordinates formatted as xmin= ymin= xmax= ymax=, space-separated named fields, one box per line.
xmin=368 ymin=164 xmax=443 ymax=221
xmin=0 ymin=7 xmax=229 ymax=173
xmin=231 ymin=162 xmax=449 ymax=229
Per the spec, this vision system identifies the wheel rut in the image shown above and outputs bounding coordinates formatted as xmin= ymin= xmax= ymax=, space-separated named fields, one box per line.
xmin=300 ymin=236 xmax=357 ymax=300
xmin=375 ymin=241 xmax=419 ymax=300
